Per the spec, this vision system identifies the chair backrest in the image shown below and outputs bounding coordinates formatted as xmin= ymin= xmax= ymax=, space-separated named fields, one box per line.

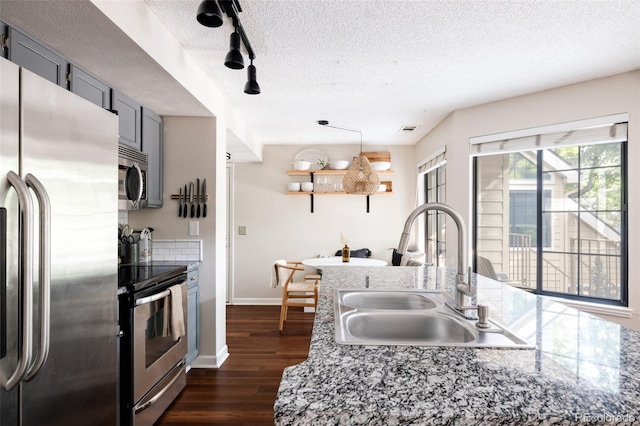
xmin=477 ymin=256 xmax=498 ymax=280
xmin=274 ymin=262 xmax=303 ymax=289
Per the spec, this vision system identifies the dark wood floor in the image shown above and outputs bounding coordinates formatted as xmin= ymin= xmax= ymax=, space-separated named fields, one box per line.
xmin=156 ymin=305 xmax=315 ymax=425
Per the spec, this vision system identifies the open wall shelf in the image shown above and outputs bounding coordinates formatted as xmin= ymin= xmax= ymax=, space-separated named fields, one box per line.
xmin=285 ymin=169 xmax=394 ymax=213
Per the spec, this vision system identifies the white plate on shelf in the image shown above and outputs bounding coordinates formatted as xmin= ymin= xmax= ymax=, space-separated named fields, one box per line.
xmin=293 ymin=148 xmax=328 ymax=170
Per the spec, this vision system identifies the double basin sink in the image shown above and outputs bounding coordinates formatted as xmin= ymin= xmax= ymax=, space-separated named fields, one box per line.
xmin=334 ymin=289 xmax=534 ymax=349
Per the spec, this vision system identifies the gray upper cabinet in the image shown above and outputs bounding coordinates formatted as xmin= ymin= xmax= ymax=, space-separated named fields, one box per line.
xmin=142 ymin=108 xmax=163 ymax=208
xmin=111 ymin=90 xmax=141 ymax=150
xmin=1 ymin=20 xmax=8 ymax=59
xmin=8 ymin=27 xmax=68 ymax=88
xmin=69 ymin=65 xmax=111 ymax=110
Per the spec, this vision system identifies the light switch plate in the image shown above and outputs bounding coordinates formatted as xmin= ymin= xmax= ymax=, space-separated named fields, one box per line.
xmin=189 ymin=221 xmax=199 ymax=236
xmin=238 ymin=225 xmax=247 ymax=235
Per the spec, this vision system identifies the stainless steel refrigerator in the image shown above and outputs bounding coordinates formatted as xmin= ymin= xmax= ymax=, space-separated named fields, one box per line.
xmin=1 ymin=58 xmax=119 ymax=425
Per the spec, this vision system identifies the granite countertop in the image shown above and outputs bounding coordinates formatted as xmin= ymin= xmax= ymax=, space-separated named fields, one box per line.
xmin=274 ymin=266 xmax=640 ymax=425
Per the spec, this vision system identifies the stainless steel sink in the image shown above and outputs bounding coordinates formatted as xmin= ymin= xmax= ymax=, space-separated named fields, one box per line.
xmin=335 ymin=289 xmax=534 ymax=349
xmin=344 ymin=311 xmax=476 ymax=344
xmin=339 ymin=290 xmax=439 ymax=310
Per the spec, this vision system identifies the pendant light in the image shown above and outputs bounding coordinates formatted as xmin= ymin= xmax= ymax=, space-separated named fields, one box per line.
xmin=318 ymin=121 xmax=380 ymax=195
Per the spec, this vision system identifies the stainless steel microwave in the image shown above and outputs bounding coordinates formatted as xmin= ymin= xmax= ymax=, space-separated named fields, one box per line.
xmin=118 ymin=144 xmax=148 ymax=210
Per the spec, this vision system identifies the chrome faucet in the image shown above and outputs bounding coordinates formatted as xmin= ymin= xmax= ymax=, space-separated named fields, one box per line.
xmin=396 ymin=202 xmax=477 ymax=313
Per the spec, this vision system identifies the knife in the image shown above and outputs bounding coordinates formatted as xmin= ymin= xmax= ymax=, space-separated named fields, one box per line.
xmin=202 ymin=178 xmax=207 ymax=218
xmin=178 ymin=186 xmax=182 ymax=217
xmin=196 ymin=178 xmax=201 ymax=218
xmin=183 ymin=184 xmax=188 ymax=218
xmin=190 ymin=181 xmax=195 ymax=218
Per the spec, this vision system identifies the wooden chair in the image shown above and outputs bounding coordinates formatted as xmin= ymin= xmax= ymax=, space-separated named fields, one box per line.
xmin=274 ymin=261 xmax=319 ymax=331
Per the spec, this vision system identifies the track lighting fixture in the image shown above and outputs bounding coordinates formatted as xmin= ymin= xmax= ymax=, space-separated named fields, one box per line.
xmin=244 ymin=59 xmax=260 ymax=94
xmin=196 ymin=0 xmax=261 ymax=95
xmin=224 ymin=29 xmax=244 ymax=69
xmin=317 ymin=120 xmax=380 ymax=195
xmin=196 ymin=0 xmax=223 ymax=27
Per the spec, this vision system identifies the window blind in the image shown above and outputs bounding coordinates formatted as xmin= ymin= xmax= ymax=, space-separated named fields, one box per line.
xmin=418 ymin=146 xmax=446 ymax=174
xmin=470 ymin=115 xmax=628 ymax=157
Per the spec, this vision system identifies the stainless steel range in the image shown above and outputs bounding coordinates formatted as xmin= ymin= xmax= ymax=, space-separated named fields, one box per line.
xmin=118 ymin=264 xmax=188 ymax=426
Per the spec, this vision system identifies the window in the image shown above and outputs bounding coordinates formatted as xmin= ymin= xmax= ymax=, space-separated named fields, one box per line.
xmin=424 ymin=164 xmax=446 ymax=266
xmin=509 ymin=191 xmax=551 ymax=248
xmin=472 ymin=117 xmax=627 ymax=305
xmin=417 ymin=147 xmax=446 ymax=266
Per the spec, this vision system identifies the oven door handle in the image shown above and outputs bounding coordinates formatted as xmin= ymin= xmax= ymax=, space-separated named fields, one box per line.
xmin=135 ymin=289 xmax=171 ymax=306
xmin=134 ymin=360 xmax=185 ymax=414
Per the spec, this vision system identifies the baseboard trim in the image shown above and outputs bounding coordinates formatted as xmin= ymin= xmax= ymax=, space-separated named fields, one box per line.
xmin=230 ymin=298 xmax=316 ymax=312
xmin=190 ymin=345 xmax=230 ymax=369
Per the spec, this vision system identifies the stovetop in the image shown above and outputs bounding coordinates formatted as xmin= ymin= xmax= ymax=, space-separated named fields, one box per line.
xmin=118 ymin=262 xmax=196 ymax=293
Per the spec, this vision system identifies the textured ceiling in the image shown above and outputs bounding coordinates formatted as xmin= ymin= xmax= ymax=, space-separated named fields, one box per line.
xmin=144 ymin=0 xmax=640 ymax=147
xmin=1 ymin=0 xmax=639 ymax=159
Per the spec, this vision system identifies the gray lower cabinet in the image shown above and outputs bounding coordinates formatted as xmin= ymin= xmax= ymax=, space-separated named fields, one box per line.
xmin=8 ymin=27 xmax=68 ymax=88
xmin=111 ymin=90 xmax=141 ymax=150
xmin=142 ymin=108 xmax=163 ymax=207
xmin=186 ymin=268 xmax=200 ymax=366
xmin=69 ymin=65 xmax=111 ymax=109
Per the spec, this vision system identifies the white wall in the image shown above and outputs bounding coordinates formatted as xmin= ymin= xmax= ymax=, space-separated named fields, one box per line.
xmin=129 ymin=116 xmax=229 ymax=367
xmin=415 ymin=70 xmax=640 ymax=330
xmin=232 ymin=145 xmax=417 ymax=303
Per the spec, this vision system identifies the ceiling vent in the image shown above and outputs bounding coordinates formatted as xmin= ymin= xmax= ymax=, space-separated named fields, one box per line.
xmin=399 ymin=125 xmax=418 ymax=133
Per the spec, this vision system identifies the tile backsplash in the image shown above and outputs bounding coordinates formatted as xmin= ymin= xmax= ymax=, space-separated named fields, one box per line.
xmin=152 ymin=239 xmax=203 ymax=262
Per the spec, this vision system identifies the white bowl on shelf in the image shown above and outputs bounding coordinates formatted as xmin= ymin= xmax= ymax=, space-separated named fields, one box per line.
xmin=328 ymin=160 xmax=350 ymax=170
xmin=301 ymin=182 xmax=314 ymax=192
xmin=377 ymin=184 xmax=387 ymax=192
xmin=370 ymin=161 xmax=391 ymax=171
xmin=287 ymin=182 xmax=301 ymax=192
xmin=293 ymin=160 xmax=312 ymax=170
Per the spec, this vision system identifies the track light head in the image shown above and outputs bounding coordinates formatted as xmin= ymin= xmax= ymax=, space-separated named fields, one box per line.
xmin=318 ymin=120 xmax=329 ymax=126
xmin=225 ymin=31 xmax=245 ymax=69
xmin=197 ymin=0 xmax=223 ymax=27
xmin=244 ymin=62 xmax=260 ymax=95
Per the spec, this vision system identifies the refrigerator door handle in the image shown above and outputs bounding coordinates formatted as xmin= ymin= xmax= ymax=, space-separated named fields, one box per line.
xmin=23 ymin=173 xmax=51 ymax=381
xmin=2 ymin=171 xmax=34 ymax=391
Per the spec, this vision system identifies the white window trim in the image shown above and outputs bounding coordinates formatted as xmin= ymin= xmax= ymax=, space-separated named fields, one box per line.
xmin=470 ymin=113 xmax=629 ymax=145
xmin=552 ymin=297 xmax=633 ymax=319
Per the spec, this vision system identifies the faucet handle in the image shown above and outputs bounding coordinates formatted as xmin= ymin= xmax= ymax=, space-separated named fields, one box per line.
xmin=476 ymin=304 xmax=490 ymax=329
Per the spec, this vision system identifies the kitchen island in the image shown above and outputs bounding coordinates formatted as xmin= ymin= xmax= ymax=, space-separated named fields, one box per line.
xmin=274 ymin=266 xmax=640 ymax=425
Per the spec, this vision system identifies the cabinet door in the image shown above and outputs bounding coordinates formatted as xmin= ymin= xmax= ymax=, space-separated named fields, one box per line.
xmin=69 ymin=65 xmax=111 ymax=109
xmin=186 ymin=283 xmax=200 ymax=366
xmin=8 ymin=27 xmax=67 ymax=88
xmin=142 ymin=108 xmax=163 ymax=207
xmin=111 ymin=90 xmax=141 ymax=150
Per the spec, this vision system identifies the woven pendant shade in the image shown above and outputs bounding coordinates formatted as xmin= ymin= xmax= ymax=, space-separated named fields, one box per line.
xmin=342 ymin=156 xmax=380 ymax=195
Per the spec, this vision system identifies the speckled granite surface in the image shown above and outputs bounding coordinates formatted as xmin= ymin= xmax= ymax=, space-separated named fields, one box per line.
xmin=274 ymin=266 xmax=640 ymax=425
